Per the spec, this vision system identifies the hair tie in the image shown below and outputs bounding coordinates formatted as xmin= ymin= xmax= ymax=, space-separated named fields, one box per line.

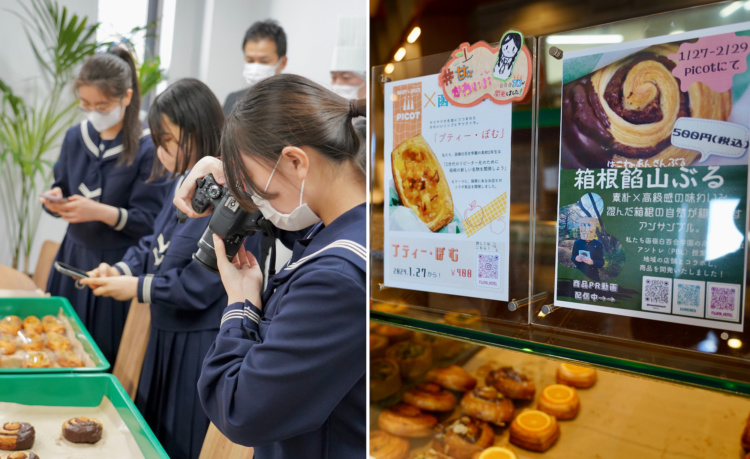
xmin=349 ymin=99 xmax=358 ymax=118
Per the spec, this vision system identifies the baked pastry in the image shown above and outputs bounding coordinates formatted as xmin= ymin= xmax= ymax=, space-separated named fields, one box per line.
xmin=537 ymin=384 xmax=579 ymax=420
xmin=409 ymin=450 xmax=453 ymax=459
xmin=556 ymin=362 xmax=597 ymax=388
xmin=561 ymin=43 xmax=732 ymax=169
xmin=403 ymin=383 xmax=457 ymax=412
xmin=0 ymin=452 xmax=40 ymax=459
xmin=391 ymin=134 xmax=454 ymax=232
xmin=372 ymin=301 xmax=409 ymax=315
xmin=0 ymin=316 xmax=21 ymax=335
xmin=18 ymin=331 xmax=43 ymax=352
xmin=0 ymin=335 xmax=16 ymax=356
xmin=22 ymin=352 xmax=50 ymax=368
xmin=56 ymin=349 xmax=83 ymax=367
xmin=475 ymin=446 xmax=518 ymax=459
xmin=371 ymin=334 xmax=389 ymax=359
xmin=371 ymin=358 xmax=403 ymax=402
xmin=373 ymin=325 xmax=413 ymax=344
xmin=444 ymin=308 xmax=482 ymax=330
xmin=378 ymin=403 xmax=438 ymax=438
xmin=385 ymin=341 xmax=433 ymax=380
xmin=21 ymin=316 xmax=42 ymax=334
xmin=509 ymin=409 xmax=559 ymax=452
xmin=414 ymin=333 xmax=463 ymax=360
xmin=45 ymin=331 xmax=71 ymax=351
xmin=0 ymin=422 xmax=35 ymax=451
xmin=486 ymin=367 xmax=535 ymax=400
xmin=62 ymin=416 xmax=103 ymax=443
xmin=42 ymin=315 xmax=65 ymax=334
xmin=370 ymin=430 xmax=410 ymax=459
xmin=432 ymin=416 xmax=494 ymax=459
xmin=742 ymin=413 xmax=750 ymax=451
xmin=426 ymin=365 xmax=477 ymax=392
xmin=460 ymin=386 xmax=514 ymax=426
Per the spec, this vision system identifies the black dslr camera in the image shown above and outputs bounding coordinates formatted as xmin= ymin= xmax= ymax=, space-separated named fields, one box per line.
xmin=189 ymin=174 xmax=273 ymax=273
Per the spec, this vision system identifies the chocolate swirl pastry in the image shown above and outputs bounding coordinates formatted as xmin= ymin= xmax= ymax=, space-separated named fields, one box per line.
xmin=0 ymin=452 xmax=40 ymax=459
xmin=561 ymin=44 xmax=732 ymax=168
xmin=0 ymin=422 xmax=35 ymax=451
xmin=62 ymin=416 xmax=103 ymax=443
xmin=432 ymin=416 xmax=494 ymax=459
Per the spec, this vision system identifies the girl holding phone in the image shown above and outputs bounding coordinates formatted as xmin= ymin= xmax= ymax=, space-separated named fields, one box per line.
xmin=41 ymin=48 xmax=170 ymax=363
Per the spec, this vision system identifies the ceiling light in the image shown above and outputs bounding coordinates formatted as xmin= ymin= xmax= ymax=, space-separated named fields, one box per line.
xmin=407 ymin=27 xmax=421 ymax=43
xmin=394 ymin=47 xmax=406 ymax=61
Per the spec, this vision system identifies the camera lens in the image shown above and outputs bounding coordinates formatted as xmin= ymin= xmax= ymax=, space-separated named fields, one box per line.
xmin=193 ymin=226 xmax=220 ymax=273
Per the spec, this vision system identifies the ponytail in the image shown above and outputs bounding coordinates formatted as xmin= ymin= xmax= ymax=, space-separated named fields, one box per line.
xmin=75 ymin=47 xmax=142 ymax=165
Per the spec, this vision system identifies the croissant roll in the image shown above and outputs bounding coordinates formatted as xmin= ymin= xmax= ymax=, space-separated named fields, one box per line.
xmin=486 ymin=366 xmax=536 ymax=400
xmin=425 ymin=365 xmax=477 ymax=392
xmin=561 ymin=44 xmax=731 ymax=168
xmin=0 ymin=422 xmax=35 ymax=451
xmin=432 ymin=416 xmax=494 ymax=459
xmin=460 ymin=386 xmax=514 ymax=425
xmin=369 ymin=430 xmax=410 ymax=459
xmin=370 ymin=358 xmax=403 ymax=402
xmin=42 ymin=315 xmax=65 ymax=334
xmin=22 ymin=316 xmax=42 ymax=334
xmin=0 ymin=316 xmax=21 ymax=335
xmin=378 ymin=404 xmax=438 ymax=438
xmin=403 ymin=383 xmax=457 ymax=412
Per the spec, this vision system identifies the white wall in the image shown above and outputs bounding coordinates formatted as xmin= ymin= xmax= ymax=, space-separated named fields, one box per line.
xmin=0 ymin=0 xmax=98 ymax=273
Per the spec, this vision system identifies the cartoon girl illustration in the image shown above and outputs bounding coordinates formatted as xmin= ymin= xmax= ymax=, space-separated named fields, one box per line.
xmin=494 ymin=31 xmax=523 ymax=81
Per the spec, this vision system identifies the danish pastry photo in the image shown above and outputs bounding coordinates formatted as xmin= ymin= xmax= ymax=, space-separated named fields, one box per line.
xmin=390 ymin=134 xmax=456 ymax=232
xmin=560 ymin=43 xmax=733 ymax=169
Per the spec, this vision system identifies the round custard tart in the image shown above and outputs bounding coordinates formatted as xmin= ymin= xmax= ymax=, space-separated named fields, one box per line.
xmin=378 ymin=404 xmax=438 ymax=438
xmin=22 ymin=316 xmax=42 ymax=334
xmin=414 ymin=333 xmax=463 ymax=360
xmin=509 ymin=409 xmax=560 ymax=452
xmin=425 ymin=365 xmax=477 ymax=392
xmin=537 ymin=384 xmax=579 ymax=420
xmin=41 ymin=315 xmax=65 ymax=334
xmin=370 ymin=358 xmax=403 ymax=402
xmin=556 ymin=362 xmax=597 ymax=388
xmin=370 ymin=430 xmax=410 ymax=459
xmin=486 ymin=367 xmax=535 ymax=400
xmin=45 ymin=332 xmax=71 ymax=351
xmin=403 ymin=383 xmax=457 ymax=412
xmin=433 ymin=416 xmax=494 ymax=459
xmin=461 ymin=386 xmax=515 ymax=426
xmin=385 ymin=341 xmax=432 ymax=380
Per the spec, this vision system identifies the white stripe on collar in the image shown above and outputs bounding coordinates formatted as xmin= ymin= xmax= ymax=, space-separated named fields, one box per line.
xmin=80 ymin=121 xmax=98 ymax=157
xmin=101 ymin=144 xmax=124 ymax=159
xmin=283 ymin=239 xmax=366 ymax=272
xmin=141 ymin=128 xmax=151 ymax=138
xmin=77 ymin=183 xmax=102 ymax=199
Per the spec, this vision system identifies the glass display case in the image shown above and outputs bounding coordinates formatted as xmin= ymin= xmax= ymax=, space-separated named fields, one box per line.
xmin=370 ymin=1 xmax=750 ymax=405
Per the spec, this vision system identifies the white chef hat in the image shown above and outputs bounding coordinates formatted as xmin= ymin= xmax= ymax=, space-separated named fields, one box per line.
xmin=331 ymin=16 xmax=366 ymax=79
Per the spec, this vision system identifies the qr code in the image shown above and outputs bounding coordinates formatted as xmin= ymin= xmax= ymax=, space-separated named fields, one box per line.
xmin=672 ymin=279 xmax=704 ymax=318
xmin=642 ymin=276 xmax=672 ymax=312
xmin=478 ymin=253 xmax=499 ymax=279
xmin=677 ymin=284 xmax=700 ymax=307
xmin=706 ymin=282 xmax=741 ymax=322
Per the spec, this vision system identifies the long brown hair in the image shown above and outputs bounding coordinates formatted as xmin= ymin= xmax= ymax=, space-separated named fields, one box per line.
xmin=222 ymin=74 xmax=365 ymax=211
xmin=148 ymin=78 xmax=224 ymax=180
xmin=75 ymin=47 xmax=141 ymax=165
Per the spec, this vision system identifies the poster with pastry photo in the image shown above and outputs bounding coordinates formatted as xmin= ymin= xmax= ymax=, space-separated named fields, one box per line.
xmin=383 ymin=73 xmax=513 ymax=301
xmin=554 ymin=22 xmax=750 ymax=331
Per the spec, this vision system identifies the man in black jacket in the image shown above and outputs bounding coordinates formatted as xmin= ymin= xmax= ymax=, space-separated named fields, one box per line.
xmin=571 ymin=217 xmax=604 ymax=281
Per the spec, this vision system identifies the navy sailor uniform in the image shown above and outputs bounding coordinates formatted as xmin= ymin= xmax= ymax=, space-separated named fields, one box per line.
xmin=113 ymin=176 xmax=232 ymax=459
xmin=46 ymin=120 xmax=171 ymax=364
xmin=198 ymin=203 xmax=366 ymax=459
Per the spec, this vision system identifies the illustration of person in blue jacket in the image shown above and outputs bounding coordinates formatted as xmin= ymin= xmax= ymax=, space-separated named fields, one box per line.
xmin=174 ymin=74 xmax=366 ymax=459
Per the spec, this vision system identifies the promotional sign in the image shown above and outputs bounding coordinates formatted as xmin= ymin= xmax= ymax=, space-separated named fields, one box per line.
xmin=554 ymin=23 xmax=750 ymax=331
xmin=383 ymin=71 xmax=514 ymax=300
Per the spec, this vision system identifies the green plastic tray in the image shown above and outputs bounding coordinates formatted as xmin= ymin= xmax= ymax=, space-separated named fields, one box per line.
xmin=0 ymin=373 xmax=167 ymax=458
xmin=0 ymin=297 xmax=110 ymax=372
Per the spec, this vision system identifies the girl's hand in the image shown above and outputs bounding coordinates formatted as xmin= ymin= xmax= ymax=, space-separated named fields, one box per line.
xmin=40 ymin=187 xmax=66 ymax=214
xmin=58 ymin=195 xmax=102 ymax=224
xmin=214 ymin=234 xmax=263 ymax=308
xmin=173 ymin=156 xmax=225 ymax=218
xmin=87 ymin=262 xmax=121 ymax=278
xmin=80 ymin=276 xmax=138 ymax=301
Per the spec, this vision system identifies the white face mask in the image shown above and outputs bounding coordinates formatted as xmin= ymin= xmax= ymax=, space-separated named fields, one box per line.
xmin=331 ymin=83 xmax=363 ymax=100
xmin=242 ymin=62 xmax=280 ymax=86
xmin=87 ymin=104 xmax=124 ymax=132
xmin=250 ymin=155 xmax=321 ymax=231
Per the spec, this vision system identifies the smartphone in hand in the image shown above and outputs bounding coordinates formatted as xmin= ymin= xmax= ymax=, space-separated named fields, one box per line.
xmin=53 ymin=261 xmax=89 ymax=279
xmin=40 ymin=193 xmax=67 ymax=203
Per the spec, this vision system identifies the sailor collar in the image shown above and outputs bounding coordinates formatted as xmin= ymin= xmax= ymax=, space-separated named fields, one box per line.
xmin=80 ymin=120 xmax=151 ymax=160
